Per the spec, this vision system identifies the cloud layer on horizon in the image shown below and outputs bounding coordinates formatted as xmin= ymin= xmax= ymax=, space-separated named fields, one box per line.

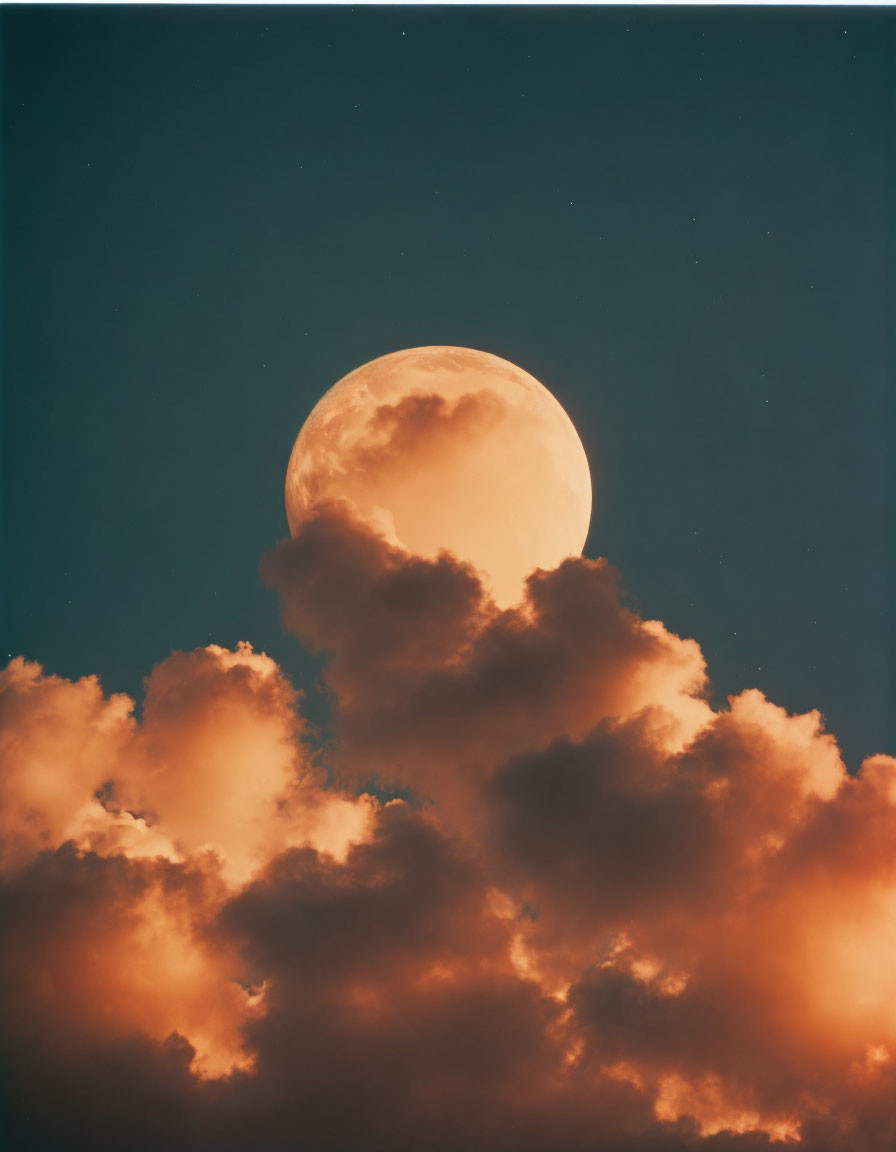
xmin=2 ymin=504 xmax=895 ymax=1151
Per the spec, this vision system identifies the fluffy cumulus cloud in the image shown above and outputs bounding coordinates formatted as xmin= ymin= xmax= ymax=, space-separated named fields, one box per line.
xmin=2 ymin=504 xmax=895 ymax=1151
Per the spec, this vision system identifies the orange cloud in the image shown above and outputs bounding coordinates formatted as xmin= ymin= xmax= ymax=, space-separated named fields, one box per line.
xmin=0 ymin=657 xmax=134 ymax=874
xmin=2 ymin=505 xmax=894 ymax=1151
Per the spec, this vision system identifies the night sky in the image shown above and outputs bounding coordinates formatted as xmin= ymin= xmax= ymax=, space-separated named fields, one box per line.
xmin=3 ymin=5 xmax=892 ymax=767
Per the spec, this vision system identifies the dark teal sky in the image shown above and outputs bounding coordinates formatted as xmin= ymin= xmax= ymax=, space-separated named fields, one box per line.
xmin=2 ymin=6 xmax=891 ymax=767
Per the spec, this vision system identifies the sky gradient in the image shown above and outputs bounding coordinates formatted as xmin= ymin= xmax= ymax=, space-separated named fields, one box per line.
xmin=2 ymin=5 xmax=890 ymax=764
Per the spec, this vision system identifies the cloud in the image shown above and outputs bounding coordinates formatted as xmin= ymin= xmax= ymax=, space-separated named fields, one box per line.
xmin=2 ymin=504 xmax=895 ymax=1150
xmin=0 ymin=657 xmax=135 ymax=873
xmin=261 ymin=505 xmax=710 ymax=825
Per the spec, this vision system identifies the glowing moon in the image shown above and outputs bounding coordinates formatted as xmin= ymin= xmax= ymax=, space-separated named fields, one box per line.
xmin=285 ymin=346 xmax=592 ymax=606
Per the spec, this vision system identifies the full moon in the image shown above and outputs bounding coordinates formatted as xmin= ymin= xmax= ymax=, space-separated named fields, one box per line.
xmin=285 ymin=346 xmax=592 ymax=606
